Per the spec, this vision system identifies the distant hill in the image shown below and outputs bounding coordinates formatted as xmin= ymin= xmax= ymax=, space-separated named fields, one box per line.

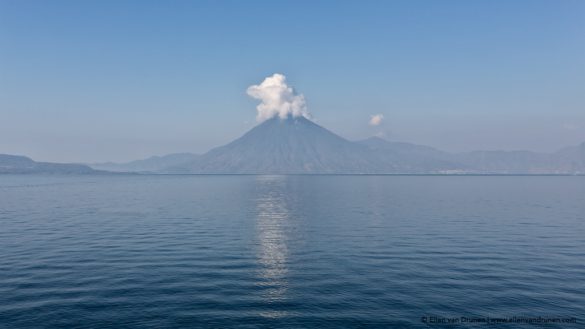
xmin=90 ymin=153 xmax=199 ymax=173
xmin=0 ymin=154 xmax=102 ymax=174
xmin=552 ymin=142 xmax=585 ymax=173
xmin=452 ymin=142 xmax=585 ymax=174
xmin=453 ymin=150 xmax=552 ymax=173
xmin=355 ymin=137 xmax=463 ymax=173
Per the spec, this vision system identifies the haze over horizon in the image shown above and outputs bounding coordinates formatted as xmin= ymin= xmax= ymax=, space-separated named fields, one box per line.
xmin=1 ymin=0 xmax=584 ymax=163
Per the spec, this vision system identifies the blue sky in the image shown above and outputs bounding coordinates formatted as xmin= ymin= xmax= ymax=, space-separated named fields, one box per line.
xmin=1 ymin=0 xmax=584 ymax=162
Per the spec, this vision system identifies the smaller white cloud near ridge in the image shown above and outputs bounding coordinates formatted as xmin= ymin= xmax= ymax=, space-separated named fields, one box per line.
xmin=369 ymin=114 xmax=384 ymax=126
xmin=247 ymin=73 xmax=310 ymax=122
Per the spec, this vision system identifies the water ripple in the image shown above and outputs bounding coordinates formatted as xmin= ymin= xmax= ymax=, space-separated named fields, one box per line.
xmin=0 ymin=175 xmax=583 ymax=328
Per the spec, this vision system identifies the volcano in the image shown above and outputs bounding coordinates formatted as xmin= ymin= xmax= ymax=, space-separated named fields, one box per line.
xmin=168 ymin=116 xmax=381 ymax=173
xmin=164 ymin=116 xmax=461 ymax=174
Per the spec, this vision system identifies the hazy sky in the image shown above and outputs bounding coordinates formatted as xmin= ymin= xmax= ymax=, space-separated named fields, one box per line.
xmin=1 ymin=0 xmax=584 ymax=163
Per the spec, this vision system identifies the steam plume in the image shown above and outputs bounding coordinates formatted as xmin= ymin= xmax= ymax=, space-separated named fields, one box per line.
xmin=247 ymin=73 xmax=310 ymax=121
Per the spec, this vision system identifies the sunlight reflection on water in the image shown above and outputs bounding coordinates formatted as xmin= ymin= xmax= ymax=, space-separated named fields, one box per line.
xmin=255 ymin=176 xmax=290 ymax=318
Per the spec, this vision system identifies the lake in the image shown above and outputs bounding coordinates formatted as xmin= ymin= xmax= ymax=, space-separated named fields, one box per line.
xmin=1 ymin=175 xmax=584 ymax=328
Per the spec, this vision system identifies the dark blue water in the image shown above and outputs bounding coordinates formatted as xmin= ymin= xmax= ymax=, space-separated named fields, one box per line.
xmin=0 ymin=175 xmax=584 ymax=328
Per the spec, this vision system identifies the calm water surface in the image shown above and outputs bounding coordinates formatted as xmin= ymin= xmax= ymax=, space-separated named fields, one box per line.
xmin=0 ymin=175 xmax=584 ymax=328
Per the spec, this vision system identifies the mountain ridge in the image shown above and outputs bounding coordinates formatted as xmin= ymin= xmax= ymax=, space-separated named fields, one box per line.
xmin=90 ymin=153 xmax=199 ymax=173
xmin=155 ymin=116 xmax=584 ymax=174
xmin=3 ymin=117 xmax=583 ymax=174
xmin=0 ymin=154 xmax=103 ymax=174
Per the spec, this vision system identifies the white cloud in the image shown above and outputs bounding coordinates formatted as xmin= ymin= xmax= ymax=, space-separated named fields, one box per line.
xmin=247 ymin=73 xmax=310 ymax=122
xmin=369 ymin=114 xmax=384 ymax=126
